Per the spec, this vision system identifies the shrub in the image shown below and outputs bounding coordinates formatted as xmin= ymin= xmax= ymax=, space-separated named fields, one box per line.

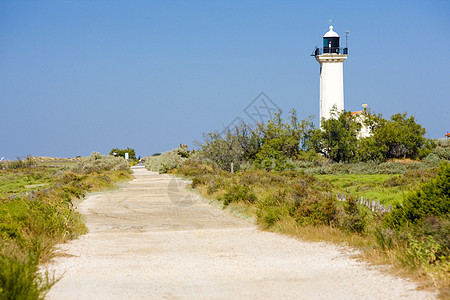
xmin=222 ymin=185 xmax=257 ymax=206
xmin=289 ymin=180 xmax=338 ymax=226
xmin=337 ymin=196 xmax=367 ymax=233
xmin=3 ymin=157 xmax=34 ymax=170
xmin=259 ymin=206 xmax=282 ymax=227
xmin=200 ymin=131 xmax=246 ymax=172
xmin=70 ymin=152 xmax=129 ymax=174
xmin=290 ymin=194 xmax=337 ymax=226
xmin=374 ymin=227 xmax=395 ymax=250
xmin=0 ymin=254 xmax=55 ymax=300
xmin=410 ymin=216 xmax=450 ymax=259
xmin=384 ymin=162 xmax=450 ymax=230
xmin=423 ymin=145 xmax=450 ymax=167
xmin=145 ymin=148 xmax=186 ymax=173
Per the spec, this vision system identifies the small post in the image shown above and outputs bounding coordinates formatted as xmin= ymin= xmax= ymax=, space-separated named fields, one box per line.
xmin=231 ymin=162 xmax=234 ymax=174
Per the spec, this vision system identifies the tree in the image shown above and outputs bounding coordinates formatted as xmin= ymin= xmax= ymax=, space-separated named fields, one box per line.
xmin=309 ymin=108 xmax=361 ymax=163
xmin=359 ymin=113 xmax=427 ymax=161
xmin=109 ymin=147 xmax=136 ymax=160
xmin=199 ymin=110 xmax=314 ymax=171
xmin=254 ymin=110 xmax=314 ymax=170
xmin=200 ymin=131 xmax=245 ymax=171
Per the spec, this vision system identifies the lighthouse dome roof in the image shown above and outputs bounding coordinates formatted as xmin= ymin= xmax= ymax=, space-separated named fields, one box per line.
xmin=323 ymin=26 xmax=339 ymax=38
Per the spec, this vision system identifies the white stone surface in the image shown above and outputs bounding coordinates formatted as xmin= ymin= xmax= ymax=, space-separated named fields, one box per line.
xmin=316 ymin=54 xmax=347 ymax=124
xmin=323 ymin=25 xmax=339 ymax=38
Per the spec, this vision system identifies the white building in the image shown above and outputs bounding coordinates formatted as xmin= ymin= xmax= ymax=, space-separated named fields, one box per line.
xmin=351 ymin=104 xmax=372 ymax=138
xmin=313 ymin=26 xmax=348 ymax=126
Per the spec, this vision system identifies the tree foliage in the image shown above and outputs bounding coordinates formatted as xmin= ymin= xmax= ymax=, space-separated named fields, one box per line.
xmin=109 ymin=147 xmax=136 ymax=160
xmin=311 ymin=110 xmax=430 ymax=163
xmin=198 ymin=107 xmax=432 ymax=170
xmin=309 ymin=108 xmax=361 ymax=162
xmin=200 ymin=110 xmax=314 ymax=171
xmin=359 ymin=113 xmax=427 ymax=161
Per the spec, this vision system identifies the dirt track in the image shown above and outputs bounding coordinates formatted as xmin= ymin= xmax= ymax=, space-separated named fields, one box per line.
xmin=45 ymin=166 xmax=435 ymax=299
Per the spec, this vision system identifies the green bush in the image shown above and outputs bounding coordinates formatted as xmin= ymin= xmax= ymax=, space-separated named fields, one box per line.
xmin=423 ymin=145 xmax=450 ymax=167
xmin=384 ymin=162 xmax=450 ymax=230
xmin=410 ymin=216 xmax=450 ymax=259
xmin=302 ymin=161 xmax=429 ymax=175
xmin=222 ymin=185 xmax=257 ymax=206
xmin=0 ymin=254 xmax=55 ymax=300
xmin=337 ymin=196 xmax=367 ymax=233
xmin=289 ymin=180 xmax=337 ymax=226
xmin=3 ymin=157 xmax=34 ymax=170
xmin=70 ymin=152 xmax=129 ymax=174
xmin=290 ymin=193 xmax=337 ymax=226
xmin=145 ymin=148 xmax=186 ymax=173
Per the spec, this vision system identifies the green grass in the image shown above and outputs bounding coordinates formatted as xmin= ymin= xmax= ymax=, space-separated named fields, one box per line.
xmin=0 ymin=168 xmax=54 ymax=195
xmin=316 ymin=174 xmax=413 ymax=206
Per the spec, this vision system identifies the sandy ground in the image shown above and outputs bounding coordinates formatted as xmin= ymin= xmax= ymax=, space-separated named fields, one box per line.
xmin=45 ymin=166 xmax=435 ymax=299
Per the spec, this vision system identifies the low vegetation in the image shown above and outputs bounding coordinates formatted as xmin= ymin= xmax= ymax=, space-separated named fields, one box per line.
xmin=146 ymin=109 xmax=449 ymax=297
xmin=145 ymin=144 xmax=190 ymax=173
xmin=0 ymin=153 xmax=132 ymax=299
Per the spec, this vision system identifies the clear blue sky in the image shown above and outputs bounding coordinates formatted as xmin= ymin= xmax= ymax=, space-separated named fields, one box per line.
xmin=1 ymin=0 xmax=449 ymax=159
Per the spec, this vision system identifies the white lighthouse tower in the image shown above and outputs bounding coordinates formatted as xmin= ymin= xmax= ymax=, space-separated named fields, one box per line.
xmin=313 ymin=26 xmax=348 ymax=125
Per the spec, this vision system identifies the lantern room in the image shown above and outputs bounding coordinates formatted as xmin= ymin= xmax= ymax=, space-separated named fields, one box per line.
xmin=323 ymin=26 xmax=340 ymax=54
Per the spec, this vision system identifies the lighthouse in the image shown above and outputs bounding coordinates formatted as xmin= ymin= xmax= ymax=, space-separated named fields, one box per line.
xmin=313 ymin=26 xmax=348 ymax=125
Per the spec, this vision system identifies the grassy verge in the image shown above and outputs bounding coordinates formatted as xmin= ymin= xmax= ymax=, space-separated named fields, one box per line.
xmin=172 ymin=160 xmax=449 ymax=298
xmin=0 ymin=154 xmax=133 ymax=299
xmin=316 ymin=168 xmax=436 ymax=206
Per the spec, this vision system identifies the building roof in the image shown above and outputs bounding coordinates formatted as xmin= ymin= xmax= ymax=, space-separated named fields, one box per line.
xmin=445 ymin=132 xmax=450 ymax=137
xmin=323 ymin=26 xmax=339 ymax=38
xmin=351 ymin=110 xmax=363 ymax=115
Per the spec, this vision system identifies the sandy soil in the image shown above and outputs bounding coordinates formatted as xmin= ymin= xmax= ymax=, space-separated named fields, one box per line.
xmin=45 ymin=166 xmax=435 ymax=299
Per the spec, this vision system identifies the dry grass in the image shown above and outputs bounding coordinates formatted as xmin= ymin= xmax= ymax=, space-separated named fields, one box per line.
xmin=388 ymin=158 xmax=422 ymax=164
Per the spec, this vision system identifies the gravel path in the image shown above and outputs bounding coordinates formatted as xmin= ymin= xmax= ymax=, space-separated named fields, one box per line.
xmin=45 ymin=166 xmax=435 ymax=299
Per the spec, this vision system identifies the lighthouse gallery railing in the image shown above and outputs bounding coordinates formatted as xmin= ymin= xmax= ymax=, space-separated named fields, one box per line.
xmin=312 ymin=47 xmax=348 ymax=56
